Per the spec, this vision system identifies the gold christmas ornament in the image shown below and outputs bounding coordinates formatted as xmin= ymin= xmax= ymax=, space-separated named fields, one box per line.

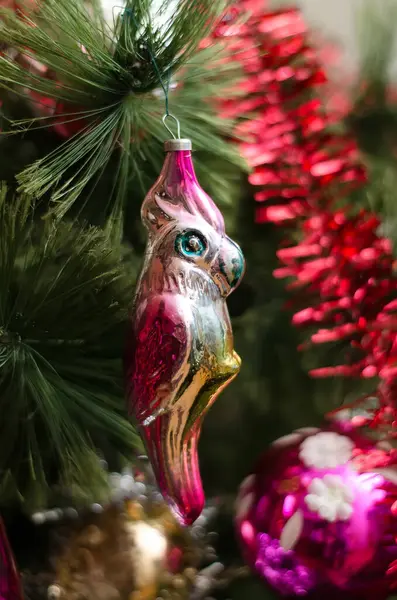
xmin=50 ymin=500 xmax=200 ymax=600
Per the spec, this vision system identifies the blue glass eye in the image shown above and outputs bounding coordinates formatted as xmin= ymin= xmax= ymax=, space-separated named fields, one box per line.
xmin=175 ymin=231 xmax=207 ymax=258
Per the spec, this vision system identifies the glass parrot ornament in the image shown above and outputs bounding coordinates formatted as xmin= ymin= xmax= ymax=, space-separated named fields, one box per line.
xmin=125 ymin=138 xmax=245 ymax=526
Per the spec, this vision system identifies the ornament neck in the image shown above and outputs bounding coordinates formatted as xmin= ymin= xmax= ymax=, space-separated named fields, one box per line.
xmin=140 ymin=263 xmax=220 ymax=303
xmin=161 ymin=140 xmax=197 ymax=186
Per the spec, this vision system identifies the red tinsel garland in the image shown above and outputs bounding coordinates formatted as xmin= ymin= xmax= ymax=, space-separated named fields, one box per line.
xmin=215 ymin=2 xmax=365 ymax=223
xmin=216 ymin=1 xmax=397 ymax=435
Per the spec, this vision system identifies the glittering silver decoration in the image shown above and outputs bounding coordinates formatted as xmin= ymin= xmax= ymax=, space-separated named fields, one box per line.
xmin=190 ymin=563 xmax=225 ymax=600
xmin=30 ymin=457 xmax=156 ymax=524
xmin=28 ymin=456 xmax=248 ymax=600
xmin=47 ymin=584 xmax=61 ymax=600
xmin=63 ymin=507 xmax=78 ymax=519
xmin=31 ymin=512 xmax=46 ymax=525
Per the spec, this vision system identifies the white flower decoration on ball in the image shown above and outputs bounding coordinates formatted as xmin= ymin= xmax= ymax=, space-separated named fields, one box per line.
xmin=299 ymin=431 xmax=354 ymax=469
xmin=305 ymin=474 xmax=354 ymax=522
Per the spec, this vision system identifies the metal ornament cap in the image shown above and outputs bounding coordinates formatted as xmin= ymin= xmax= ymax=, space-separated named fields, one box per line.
xmin=164 ymin=139 xmax=192 ymax=152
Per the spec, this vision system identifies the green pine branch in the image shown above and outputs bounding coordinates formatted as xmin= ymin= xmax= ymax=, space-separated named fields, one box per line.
xmin=355 ymin=0 xmax=397 ymax=96
xmin=0 ymin=184 xmax=140 ymax=510
xmin=346 ymin=0 xmax=397 ymax=248
xmin=348 ymin=0 xmax=397 ymax=151
xmin=0 ymin=0 xmax=245 ymax=227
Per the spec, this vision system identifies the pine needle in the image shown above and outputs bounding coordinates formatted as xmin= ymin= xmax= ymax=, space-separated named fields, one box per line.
xmin=0 ymin=0 xmax=246 ymax=226
xmin=356 ymin=0 xmax=397 ymax=91
xmin=0 ymin=184 xmax=141 ymax=509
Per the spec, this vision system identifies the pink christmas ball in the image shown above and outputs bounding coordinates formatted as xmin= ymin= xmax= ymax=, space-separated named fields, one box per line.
xmin=235 ymin=422 xmax=397 ymax=599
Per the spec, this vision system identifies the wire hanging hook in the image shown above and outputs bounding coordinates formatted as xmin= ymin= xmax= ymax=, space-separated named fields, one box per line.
xmin=162 ymin=113 xmax=181 ymax=139
xmin=123 ymin=8 xmax=182 ymax=141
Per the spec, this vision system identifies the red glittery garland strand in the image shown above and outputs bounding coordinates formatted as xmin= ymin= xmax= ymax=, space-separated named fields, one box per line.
xmin=214 ymin=1 xmax=397 ymax=436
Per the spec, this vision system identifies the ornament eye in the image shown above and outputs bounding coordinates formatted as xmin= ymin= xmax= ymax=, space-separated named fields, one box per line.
xmin=175 ymin=231 xmax=207 ymax=258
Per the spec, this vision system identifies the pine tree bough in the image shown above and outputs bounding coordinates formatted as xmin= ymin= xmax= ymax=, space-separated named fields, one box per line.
xmin=0 ymin=184 xmax=140 ymax=509
xmin=0 ymin=0 xmax=245 ymax=230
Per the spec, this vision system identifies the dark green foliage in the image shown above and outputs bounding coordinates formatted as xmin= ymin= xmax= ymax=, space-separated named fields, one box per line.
xmin=0 ymin=185 xmax=140 ymax=510
xmin=0 ymin=0 xmax=248 ymax=512
xmin=347 ymin=0 xmax=397 ymax=252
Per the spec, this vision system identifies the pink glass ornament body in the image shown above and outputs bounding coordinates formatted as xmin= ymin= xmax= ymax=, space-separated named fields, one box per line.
xmin=236 ymin=422 xmax=397 ymax=599
xmin=125 ymin=139 xmax=245 ymax=526
xmin=0 ymin=518 xmax=22 ymax=600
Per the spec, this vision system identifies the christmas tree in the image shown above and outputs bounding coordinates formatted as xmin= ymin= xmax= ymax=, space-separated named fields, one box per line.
xmin=1 ymin=0 xmax=397 ymax=599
